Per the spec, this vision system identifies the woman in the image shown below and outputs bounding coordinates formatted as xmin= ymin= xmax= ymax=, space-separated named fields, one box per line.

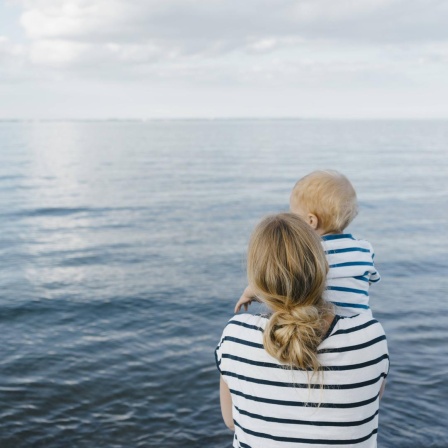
xmin=215 ymin=213 xmax=389 ymax=447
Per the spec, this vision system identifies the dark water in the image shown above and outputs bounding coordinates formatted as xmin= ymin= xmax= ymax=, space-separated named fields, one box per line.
xmin=0 ymin=120 xmax=447 ymax=447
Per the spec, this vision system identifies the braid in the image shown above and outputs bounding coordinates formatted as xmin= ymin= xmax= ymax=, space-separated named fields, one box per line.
xmin=263 ymin=304 xmax=331 ymax=371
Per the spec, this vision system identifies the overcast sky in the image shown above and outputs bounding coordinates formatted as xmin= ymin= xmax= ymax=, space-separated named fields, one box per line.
xmin=1 ymin=0 xmax=448 ymax=119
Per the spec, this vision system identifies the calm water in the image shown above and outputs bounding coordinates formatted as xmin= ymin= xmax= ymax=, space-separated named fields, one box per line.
xmin=0 ymin=120 xmax=447 ymax=447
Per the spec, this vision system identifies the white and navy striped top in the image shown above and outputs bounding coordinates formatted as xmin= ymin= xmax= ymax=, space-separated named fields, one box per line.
xmin=322 ymin=234 xmax=380 ymax=316
xmin=216 ymin=312 xmax=389 ymax=448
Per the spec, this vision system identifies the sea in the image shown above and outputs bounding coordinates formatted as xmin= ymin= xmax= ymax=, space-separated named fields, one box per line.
xmin=0 ymin=119 xmax=447 ymax=448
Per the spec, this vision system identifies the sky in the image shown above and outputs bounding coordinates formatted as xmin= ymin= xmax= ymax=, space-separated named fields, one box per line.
xmin=1 ymin=0 xmax=448 ymax=119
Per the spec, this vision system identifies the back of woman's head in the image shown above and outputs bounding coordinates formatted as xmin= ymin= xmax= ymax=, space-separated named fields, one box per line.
xmin=247 ymin=213 xmax=331 ymax=372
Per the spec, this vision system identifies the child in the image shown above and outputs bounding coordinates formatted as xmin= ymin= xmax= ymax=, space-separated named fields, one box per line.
xmin=235 ymin=170 xmax=380 ymax=317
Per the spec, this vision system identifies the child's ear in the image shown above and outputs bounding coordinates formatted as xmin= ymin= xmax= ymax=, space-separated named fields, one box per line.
xmin=307 ymin=214 xmax=319 ymax=230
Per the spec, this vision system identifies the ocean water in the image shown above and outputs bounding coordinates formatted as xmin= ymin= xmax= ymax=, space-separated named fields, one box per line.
xmin=0 ymin=119 xmax=447 ymax=448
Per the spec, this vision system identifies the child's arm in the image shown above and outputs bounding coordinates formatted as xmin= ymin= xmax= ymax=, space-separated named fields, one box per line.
xmin=369 ymin=244 xmax=381 ymax=284
xmin=234 ymin=286 xmax=261 ymax=313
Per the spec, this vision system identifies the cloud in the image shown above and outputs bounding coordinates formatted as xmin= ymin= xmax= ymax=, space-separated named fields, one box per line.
xmin=2 ymin=0 xmax=448 ymax=118
xmin=0 ymin=35 xmax=30 ymax=81
xmin=18 ymin=0 xmax=448 ymax=43
xmin=15 ymin=0 xmax=448 ymax=66
xmin=0 ymin=35 xmax=25 ymax=59
xmin=2 ymin=0 xmax=446 ymax=89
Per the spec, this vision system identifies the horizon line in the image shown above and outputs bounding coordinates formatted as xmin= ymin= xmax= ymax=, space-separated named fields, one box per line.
xmin=1 ymin=117 xmax=448 ymax=122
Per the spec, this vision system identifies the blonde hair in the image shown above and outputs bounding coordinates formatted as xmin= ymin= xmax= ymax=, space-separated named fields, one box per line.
xmin=290 ymin=170 xmax=358 ymax=234
xmin=247 ymin=213 xmax=332 ymax=373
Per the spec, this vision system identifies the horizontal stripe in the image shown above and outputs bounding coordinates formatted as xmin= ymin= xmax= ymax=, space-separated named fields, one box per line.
xmin=327 ymin=286 xmax=369 ymax=297
xmin=353 ymin=275 xmax=369 ymax=282
xmin=332 ymin=319 xmax=378 ymax=335
xmin=321 ymin=234 xmax=355 ymax=241
xmin=221 ymin=352 xmax=389 ymax=372
xmin=221 ymin=354 xmax=280 ymax=369
xmin=234 ymin=404 xmax=379 ymax=427
xmin=331 ymin=301 xmax=370 ymax=310
xmin=223 ymin=370 xmax=387 ymax=390
xmin=327 ymin=354 xmax=390 ymax=371
xmin=318 ymin=335 xmax=387 ymax=354
xmin=219 ymin=332 xmax=386 ymax=359
xmin=221 ymin=336 xmax=264 ymax=349
xmin=329 ymin=261 xmax=374 ymax=268
xmin=227 ymin=320 xmax=264 ymax=333
xmin=234 ymin=420 xmax=378 ymax=445
xmin=230 ymin=388 xmax=380 ymax=408
xmin=325 ymin=247 xmax=371 ymax=254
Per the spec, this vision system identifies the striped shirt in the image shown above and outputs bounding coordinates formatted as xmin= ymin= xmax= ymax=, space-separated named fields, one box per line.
xmin=216 ymin=313 xmax=389 ymax=448
xmin=322 ymin=234 xmax=380 ymax=316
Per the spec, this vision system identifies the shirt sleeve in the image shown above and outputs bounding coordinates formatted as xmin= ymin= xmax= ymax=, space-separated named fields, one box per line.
xmin=368 ymin=243 xmax=381 ymax=283
xmin=215 ymin=319 xmax=232 ymax=374
xmin=215 ymin=338 xmax=224 ymax=374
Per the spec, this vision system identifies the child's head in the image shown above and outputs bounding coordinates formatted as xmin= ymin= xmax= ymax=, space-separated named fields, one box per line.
xmin=289 ymin=170 xmax=358 ymax=235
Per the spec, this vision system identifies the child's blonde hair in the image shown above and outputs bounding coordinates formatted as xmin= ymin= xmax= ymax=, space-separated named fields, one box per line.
xmin=290 ymin=170 xmax=358 ymax=234
xmin=247 ymin=213 xmax=332 ymax=372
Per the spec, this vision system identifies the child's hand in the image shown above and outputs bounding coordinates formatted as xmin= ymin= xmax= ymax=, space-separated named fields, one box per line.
xmin=234 ymin=286 xmax=261 ymax=313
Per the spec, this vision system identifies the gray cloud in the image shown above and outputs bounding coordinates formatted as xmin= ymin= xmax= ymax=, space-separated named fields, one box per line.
xmin=19 ymin=1 xmax=448 ymax=44
xmin=1 ymin=0 xmax=448 ymax=118
xmin=5 ymin=0 xmax=445 ymax=73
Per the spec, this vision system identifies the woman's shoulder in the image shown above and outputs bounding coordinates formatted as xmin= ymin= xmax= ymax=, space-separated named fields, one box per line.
xmin=319 ymin=313 xmax=389 ymax=375
xmin=220 ymin=313 xmax=268 ymax=340
xmin=226 ymin=313 xmax=268 ymax=330
xmin=323 ymin=313 xmax=387 ymax=346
